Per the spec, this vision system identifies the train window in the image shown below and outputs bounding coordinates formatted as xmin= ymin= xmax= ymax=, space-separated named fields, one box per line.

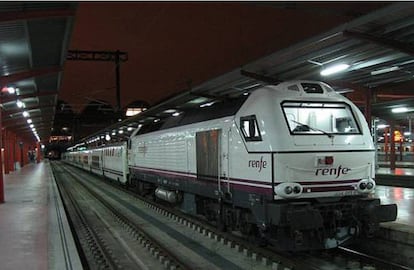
xmin=282 ymin=101 xmax=361 ymax=135
xmin=240 ymin=115 xmax=262 ymax=141
xmin=301 ymin=83 xmax=323 ymax=94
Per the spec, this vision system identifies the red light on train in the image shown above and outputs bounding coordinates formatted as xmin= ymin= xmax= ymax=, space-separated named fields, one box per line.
xmin=325 ymin=156 xmax=334 ymax=165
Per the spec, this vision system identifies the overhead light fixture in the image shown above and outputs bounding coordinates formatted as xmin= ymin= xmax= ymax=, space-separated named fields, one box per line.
xmin=391 ymin=107 xmax=408 ymax=113
xmin=377 ymin=124 xmax=389 ymax=129
xmin=27 ymin=119 xmax=32 ymax=124
xmin=172 ymin=112 xmax=180 ymax=117
xmin=200 ymin=101 xmax=215 ymax=108
xmin=7 ymin=86 xmax=15 ymax=94
xmin=29 ymin=124 xmax=34 ymax=128
xmin=16 ymin=100 xmax=24 ymax=108
xmin=23 ymin=111 xmax=29 ymax=117
xmin=126 ymin=107 xmax=146 ymax=116
xmin=371 ymin=66 xmax=400 ymax=76
xmin=105 ymin=134 xmax=111 ymax=141
xmin=320 ymin=64 xmax=350 ymax=76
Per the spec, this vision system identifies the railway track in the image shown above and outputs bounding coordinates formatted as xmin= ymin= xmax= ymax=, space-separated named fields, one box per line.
xmin=52 ymin=163 xmax=191 ymax=269
xmin=52 ymin=161 xmax=413 ymax=270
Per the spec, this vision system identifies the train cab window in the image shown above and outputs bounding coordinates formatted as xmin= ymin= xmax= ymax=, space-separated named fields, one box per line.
xmin=240 ymin=115 xmax=262 ymax=141
xmin=282 ymin=101 xmax=361 ymax=135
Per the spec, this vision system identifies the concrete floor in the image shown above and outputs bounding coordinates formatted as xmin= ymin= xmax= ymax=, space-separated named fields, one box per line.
xmin=0 ymin=161 xmax=81 ymax=270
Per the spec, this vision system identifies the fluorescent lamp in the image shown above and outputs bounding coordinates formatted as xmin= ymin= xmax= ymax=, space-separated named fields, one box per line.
xmin=404 ymin=132 xmax=411 ymax=136
xmin=16 ymin=100 xmax=24 ymax=108
xmin=320 ymin=64 xmax=350 ymax=76
xmin=371 ymin=66 xmax=400 ymax=76
xmin=200 ymin=101 xmax=215 ymax=108
xmin=391 ymin=107 xmax=408 ymax=113
xmin=7 ymin=87 xmax=15 ymax=94
xmin=377 ymin=124 xmax=389 ymax=129
xmin=172 ymin=112 xmax=180 ymax=117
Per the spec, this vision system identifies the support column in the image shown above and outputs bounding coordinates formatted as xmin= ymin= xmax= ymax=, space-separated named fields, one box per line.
xmin=365 ymin=88 xmax=372 ymax=129
xmin=16 ymin=139 xmax=21 ymax=169
xmin=384 ymin=127 xmax=389 ymax=161
xmin=4 ymin=130 xmax=9 ymax=175
xmin=0 ymin=104 xmax=4 ymax=203
xmin=36 ymin=142 xmax=40 ymax=163
xmin=390 ymin=123 xmax=396 ymax=170
xmin=23 ymin=144 xmax=28 ymax=166
xmin=8 ymin=131 xmax=15 ymax=172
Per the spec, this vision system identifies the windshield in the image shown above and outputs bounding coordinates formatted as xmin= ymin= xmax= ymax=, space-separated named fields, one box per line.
xmin=282 ymin=101 xmax=361 ymax=135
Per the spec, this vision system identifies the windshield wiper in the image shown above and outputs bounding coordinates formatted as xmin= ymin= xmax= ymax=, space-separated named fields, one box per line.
xmin=291 ymin=120 xmax=334 ymax=139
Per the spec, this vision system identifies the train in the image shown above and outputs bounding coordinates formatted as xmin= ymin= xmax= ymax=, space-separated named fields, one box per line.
xmin=62 ymin=80 xmax=397 ymax=251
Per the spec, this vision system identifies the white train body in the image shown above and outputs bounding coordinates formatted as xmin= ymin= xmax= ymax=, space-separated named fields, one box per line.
xmin=63 ymin=143 xmax=128 ymax=184
xmin=130 ymin=82 xmax=374 ymax=200
xmin=64 ymin=81 xmax=397 ymax=251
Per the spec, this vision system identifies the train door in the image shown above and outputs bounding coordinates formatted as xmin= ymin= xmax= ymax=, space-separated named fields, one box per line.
xmin=196 ymin=129 xmax=223 ymax=193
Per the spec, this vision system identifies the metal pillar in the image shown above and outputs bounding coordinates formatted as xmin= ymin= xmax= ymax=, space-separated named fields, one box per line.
xmin=390 ymin=124 xmax=396 ymax=170
xmin=9 ymin=132 xmax=14 ymax=172
xmin=115 ymin=50 xmax=121 ymax=111
xmin=365 ymin=88 xmax=372 ymax=129
xmin=3 ymin=130 xmax=9 ymax=175
xmin=0 ymin=104 xmax=4 ymax=203
xmin=384 ymin=127 xmax=389 ymax=161
xmin=36 ymin=142 xmax=40 ymax=163
xmin=66 ymin=50 xmax=128 ymax=112
xmin=17 ymin=141 xmax=22 ymax=168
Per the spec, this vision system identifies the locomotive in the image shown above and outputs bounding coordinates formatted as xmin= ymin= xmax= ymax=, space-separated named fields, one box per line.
xmin=62 ymin=80 xmax=397 ymax=251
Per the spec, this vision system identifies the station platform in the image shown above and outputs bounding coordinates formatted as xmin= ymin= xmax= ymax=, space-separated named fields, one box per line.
xmin=0 ymin=160 xmax=82 ymax=270
xmin=375 ymin=166 xmax=414 ymax=226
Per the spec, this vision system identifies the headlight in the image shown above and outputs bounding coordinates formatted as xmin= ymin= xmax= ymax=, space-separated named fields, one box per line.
xmin=275 ymin=182 xmax=303 ymax=198
xmin=357 ymin=179 xmax=376 ymax=193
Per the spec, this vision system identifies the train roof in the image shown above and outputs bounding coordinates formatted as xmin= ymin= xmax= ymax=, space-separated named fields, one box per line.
xmin=137 ymin=96 xmax=248 ymax=135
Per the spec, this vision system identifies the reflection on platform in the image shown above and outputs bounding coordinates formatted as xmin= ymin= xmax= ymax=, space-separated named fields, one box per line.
xmin=374 ymin=185 xmax=414 ymax=226
xmin=377 ymin=167 xmax=414 ymax=176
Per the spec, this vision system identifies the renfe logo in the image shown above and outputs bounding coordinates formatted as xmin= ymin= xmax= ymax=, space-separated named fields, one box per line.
xmin=248 ymin=156 xmax=267 ymax=172
xmin=315 ymin=165 xmax=351 ymax=178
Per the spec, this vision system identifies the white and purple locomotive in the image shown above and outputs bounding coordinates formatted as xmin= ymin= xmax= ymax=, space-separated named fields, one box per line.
xmin=63 ymin=81 xmax=397 ymax=251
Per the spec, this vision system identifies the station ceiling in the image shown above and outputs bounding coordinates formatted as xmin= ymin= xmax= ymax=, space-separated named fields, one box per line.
xmin=1 ymin=2 xmax=414 ymax=145
xmin=0 ymin=2 xmax=76 ymax=143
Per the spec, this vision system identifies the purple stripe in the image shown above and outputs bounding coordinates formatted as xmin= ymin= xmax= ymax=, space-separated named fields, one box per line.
xmin=230 ymin=182 xmax=273 ymax=195
xmin=130 ymin=166 xmax=272 ymax=186
xmin=130 ymin=166 xmax=272 ymax=195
